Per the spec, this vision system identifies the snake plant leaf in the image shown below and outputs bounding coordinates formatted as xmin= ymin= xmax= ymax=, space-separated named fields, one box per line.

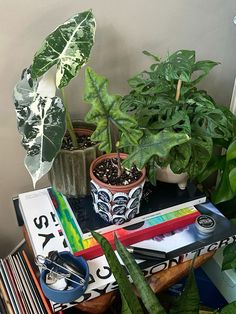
xmin=121 ymin=294 xmax=134 ymax=314
xmin=13 ymin=68 xmax=66 ymax=187
xmin=122 ymin=130 xmax=189 ymax=170
xmin=91 ymin=231 xmax=144 ymax=314
xmin=169 ymin=268 xmax=199 ymax=314
xmin=115 ymin=235 xmax=166 ymax=314
xmin=222 ymin=242 xmax=236 ymax=271
xmin=31 ymin=10 xmax=96 ymax=88
xmin=220 ymin=301 xmax=236 ymax=314
xmin=84 ymin=67 xmax=142 ymax=153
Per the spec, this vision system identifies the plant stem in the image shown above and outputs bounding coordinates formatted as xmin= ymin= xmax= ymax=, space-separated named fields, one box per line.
xmin=60 ymin=88 xmax=78 ymax=149
xmin=175 ymin=79 xmax=182 ymax=102
xmin=116 ymin=142 xmax=123 ymax=178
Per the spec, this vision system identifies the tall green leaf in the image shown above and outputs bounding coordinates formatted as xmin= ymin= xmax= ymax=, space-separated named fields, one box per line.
xmin=115 ymin=235 xmax=166 ymax=314
xmin=31 ymin=10 xmax=96 ymax=88
xmin=169 ymin=268 xmax=200 ymax=314
xmin=122 ymin=130 xmax=189 ymax=170
xmin=92 ymin=231 xmax=144 ymax=314
xmin=84 ymin=67 xmax=142 ymax=152
xmin=13 ymin=68 xmax=66 ymax=187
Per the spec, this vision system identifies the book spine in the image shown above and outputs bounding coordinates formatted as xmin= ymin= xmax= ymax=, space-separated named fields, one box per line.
xmin=21 ymin=251 xmax=53 ymax=314
xmin=74 ymin=211 xmax=199 ymax=260
xmin=83 ymin=201 xmax=205 ymax=239
xmin=0 ymin=275 xmax=14 ymax=314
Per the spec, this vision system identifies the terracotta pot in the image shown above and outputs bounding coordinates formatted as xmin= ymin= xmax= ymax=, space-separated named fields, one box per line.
xmin=90 ymin=153 xmax=146 ymax=225
xmin=48 ymin=121 xmax=100 ymax=197
xmin=156 ymin=165 xmax=188 ymax=190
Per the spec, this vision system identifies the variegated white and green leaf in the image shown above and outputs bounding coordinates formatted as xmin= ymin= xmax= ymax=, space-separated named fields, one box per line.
xmin=31 ymin=10 xmax=96 ymax=88
xmin=13 ymin=68 xmax=66 ymax=187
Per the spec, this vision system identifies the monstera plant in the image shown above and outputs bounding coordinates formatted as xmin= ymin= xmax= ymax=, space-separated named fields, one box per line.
xmin=121 ymin=50 xmax=235 ymax=188
xmin=13 ymin=10 xmax=97 ymax=196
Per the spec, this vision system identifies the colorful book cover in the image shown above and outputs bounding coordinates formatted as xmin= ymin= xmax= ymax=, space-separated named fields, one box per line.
xmin=16 ymin=188 xmax=236 ymax=313
xmin=66 ymin=181 xmax=206 ymax=239
xmin=48 ymin=187 xmax=200 ymax=259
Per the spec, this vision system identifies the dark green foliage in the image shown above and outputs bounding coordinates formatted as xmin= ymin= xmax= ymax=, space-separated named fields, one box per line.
xmin=121 ymin=50 xmax=236 ymax=204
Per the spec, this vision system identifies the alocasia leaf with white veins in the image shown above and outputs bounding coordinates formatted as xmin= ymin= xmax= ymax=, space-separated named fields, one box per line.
xmin=31 ymin=10 xmax=96 ymax=88
xmin=13 ymin=67 xmax=66 ymax=187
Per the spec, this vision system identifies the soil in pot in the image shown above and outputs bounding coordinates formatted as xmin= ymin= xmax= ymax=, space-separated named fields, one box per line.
xmin=62 ymin=133 xmax=95 ymax=150
xmin=93 ymin=157 xmax=142 ymax=186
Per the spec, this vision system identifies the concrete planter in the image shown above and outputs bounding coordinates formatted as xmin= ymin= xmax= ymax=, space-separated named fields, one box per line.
xmin=48 ymin=121 xmax=100 ymax=197
xmin=156 ymin=165 xmax=188 ymax=190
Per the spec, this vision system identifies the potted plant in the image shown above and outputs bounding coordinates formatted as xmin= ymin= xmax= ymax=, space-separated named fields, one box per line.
xmin=83 ymin=67 xmax=146 ymax=225
xmin=121 ymin=50 xmax=234 ymax=190
xmin=13 ymin=10 xmax=99 ymax=197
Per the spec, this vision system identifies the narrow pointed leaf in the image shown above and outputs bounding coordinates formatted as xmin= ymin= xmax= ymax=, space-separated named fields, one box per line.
xmin=13 ymin=68 xmax=66 ymax=186
xmin=84 ymin=68 xmax=142 ymax=153
xmin=92 ymin=231 xmax=144 ymax=314
xmin=115 ymin=235 xmax=166 ymax=314
xmin=121 ymin=294 xmax=133 ymax=314
xmin=31 ymin=10 xmax=96 ymax=88
xmin=170 ymin=268 xmax=199 ymax=314
xmin=122 ymin=130 xmax=189 ymax=170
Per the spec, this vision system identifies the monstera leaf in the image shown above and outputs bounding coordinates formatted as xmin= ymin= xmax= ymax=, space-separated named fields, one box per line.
xmin=13 ymin=68 xmax=66 ymax=187
xmin=122 ymin=130 xmax=189 ymax=170
xmin=31 ymin=10 xmax=96 ymax=88
xmin=84 ymin=67 xmax=142 ymax=153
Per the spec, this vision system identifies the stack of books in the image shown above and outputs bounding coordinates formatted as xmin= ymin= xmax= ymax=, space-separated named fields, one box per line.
xmin=0 ymin=248 xmax=52 ymax=314
xmin=15 ymin=182 xmax=236 ymax=313
xmin=46 ymin=182 xmax=205 ymax=259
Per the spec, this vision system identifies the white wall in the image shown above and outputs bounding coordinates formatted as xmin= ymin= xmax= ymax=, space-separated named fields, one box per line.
xmin=0 ymin=0 xmax=236 ymax=256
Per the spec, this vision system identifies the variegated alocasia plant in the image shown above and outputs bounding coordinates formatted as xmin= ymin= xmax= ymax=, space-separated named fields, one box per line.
xmin=13 ymin=10 xmax=96 ymax=187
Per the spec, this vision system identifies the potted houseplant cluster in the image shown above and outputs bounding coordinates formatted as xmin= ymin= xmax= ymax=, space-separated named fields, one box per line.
xmin=13 ymin=10 xmax=236 ymax=226
xmin=13 ymin=10 xmax=99 ymax=197
xmin=121 ymin=50 xmax=236 ymax=195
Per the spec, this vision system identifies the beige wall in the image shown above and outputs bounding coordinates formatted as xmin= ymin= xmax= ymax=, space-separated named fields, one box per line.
xmin=0 ymin=0 xmax=236 ymax=257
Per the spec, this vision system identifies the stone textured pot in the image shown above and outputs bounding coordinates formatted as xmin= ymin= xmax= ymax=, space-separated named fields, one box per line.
xmin=90 ymin=153 xmax=146 ymax=225
xmin=156 ymin=165 xmax=188 ymax=190
xmin=48 ymin=121 xmax=100 ymax=197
